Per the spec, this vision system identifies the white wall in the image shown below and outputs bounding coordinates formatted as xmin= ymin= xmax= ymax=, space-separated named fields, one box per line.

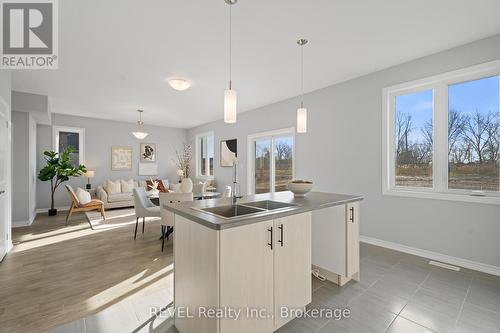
xmin=37 ymin=113 xmax=187 ymax=209
xmin=0 ymin=70 xmax=12 ymax=259
xmin=188 ymin=34 xmax=500 ymax=269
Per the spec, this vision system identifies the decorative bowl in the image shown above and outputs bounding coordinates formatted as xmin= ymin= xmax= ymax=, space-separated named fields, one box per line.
xmin=287 ymin=180 xmax=313 ymax=197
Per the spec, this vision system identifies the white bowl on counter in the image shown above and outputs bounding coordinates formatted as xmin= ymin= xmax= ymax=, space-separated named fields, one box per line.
xmin=288 ymin=180 xmax=313 ymax=197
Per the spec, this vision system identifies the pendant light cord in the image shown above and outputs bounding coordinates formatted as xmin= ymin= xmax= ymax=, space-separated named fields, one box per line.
xmin=300 ymin=43 xmax=304 ymax=108
xmin=229 ymin=4 xmax=232 ymax=90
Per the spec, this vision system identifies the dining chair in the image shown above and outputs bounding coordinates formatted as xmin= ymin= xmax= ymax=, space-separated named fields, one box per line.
xmin=132 ymin=187 xmax=161 ymax=240
xmin=159 ymin=192 xmax=193 ymax=251
xmin=65 ymin=185 xmax=105 ymax=230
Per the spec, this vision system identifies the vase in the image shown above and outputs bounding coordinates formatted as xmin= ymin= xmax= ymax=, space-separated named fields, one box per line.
xmin=180 ymin=177 xmax=193 ymax=193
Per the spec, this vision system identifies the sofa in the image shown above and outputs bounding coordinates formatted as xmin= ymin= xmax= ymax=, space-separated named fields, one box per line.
xmin=96 ymin=179 xmax=170 ymax=209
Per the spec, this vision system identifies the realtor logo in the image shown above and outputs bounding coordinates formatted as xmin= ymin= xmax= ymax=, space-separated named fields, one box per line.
xmin=1 ymin=0 xmax=58 ymax=69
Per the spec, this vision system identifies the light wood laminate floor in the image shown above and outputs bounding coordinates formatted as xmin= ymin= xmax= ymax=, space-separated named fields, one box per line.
xmin=0 ymin=209 xmax=173 ymax=333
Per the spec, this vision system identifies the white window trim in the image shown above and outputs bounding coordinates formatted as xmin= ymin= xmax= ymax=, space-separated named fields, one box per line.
xmin=247 ymin=127 xmax=295 ymax=195
xmin=382 ymin=59 xmax=500 ymax=205
xmin=52 ymin=126 xmax=85 ymax=165
xmin=195 ymin=131 xmax=214 ymax=180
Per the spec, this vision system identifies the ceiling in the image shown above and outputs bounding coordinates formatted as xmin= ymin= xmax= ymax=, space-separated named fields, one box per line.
xmin=11 ymin=0 xmax=500 ymax=129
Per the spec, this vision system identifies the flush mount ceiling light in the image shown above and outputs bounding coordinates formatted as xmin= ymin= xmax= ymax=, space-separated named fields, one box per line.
xmin=132 ymin=109 xmax=149 ymax=140
xmin=296 ymin=38 xmax=308 ymax=133
xmin=167 ymin=78 xmax=191 ymax=91
xmin=223 ymin=0 xmax=237 ymax=123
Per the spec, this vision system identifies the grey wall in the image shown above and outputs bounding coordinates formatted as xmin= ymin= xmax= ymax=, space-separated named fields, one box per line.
xmin=188 ymin=34 xmax=500 ymax=268
xmin=12 ymin=111 xmax=32 ymax=223
xmin=37 ymin=113 xmax=187 ymax=209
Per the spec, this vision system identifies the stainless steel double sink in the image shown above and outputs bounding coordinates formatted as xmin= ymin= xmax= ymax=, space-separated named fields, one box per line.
xmin=193 ymin=200 xmax=300 ymax=219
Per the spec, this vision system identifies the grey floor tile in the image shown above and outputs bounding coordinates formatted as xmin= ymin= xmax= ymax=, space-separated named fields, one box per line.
xmin=421 ymin=268 xmax=472 ymax=303
xmin=399 ymin=288 xmax=462 ymax=333
xmin=312 ymin=275 xmax=326 ymax=292
xmin=43 ymin=319 xmax=86 ymax=333
xmin=368 ymin=274 xmax=420 ymax=300
xmin=276 ymin=302 xmax=332 ymax=333
xmin=347 ymin=292 xmax=399 ymax=331
xmin=466 ymin=276 xmax=500 ymax=314
xmin=85 ymin=300 xmax=142 ymax=333
xmin=362 ymin=252 xmax=400 ymax=270
xmin=313 ymin=280 xmax=365 ymax=308
xmin=132 ymin=289 xmax=173 ymax=322
xmin=455 ymin=302 xmax=500 ymax=333
xmin=318 ymin=316 xmax=387 ymax=333
xmin=386 ymin=316 xmax=436 ymax=333
xmin=384 ymin=261 xmax=430 ymax=285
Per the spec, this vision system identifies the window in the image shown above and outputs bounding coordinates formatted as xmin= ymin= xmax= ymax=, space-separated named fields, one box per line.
xmin=53 ymin=126 xmax=85 ymax=167
xmin=196 ymin=132 xmax=214 ymax=178
xmin=383 ymin=60 xmax=500 ymax=204
xmin=248 ymin=128 xmax=294 ymax=194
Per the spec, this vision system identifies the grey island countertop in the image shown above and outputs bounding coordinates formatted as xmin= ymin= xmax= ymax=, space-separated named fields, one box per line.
xmin=163 ymin=191 xmax=363 ymax=230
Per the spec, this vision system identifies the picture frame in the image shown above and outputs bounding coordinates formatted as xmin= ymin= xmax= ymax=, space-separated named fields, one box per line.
xmin=111 ymin=146 xmax=133 ymax=170
xmin=140 ymin=143 xmax=156 ymax=163
xmin=220 ymin=139 xmax=237 ymax=167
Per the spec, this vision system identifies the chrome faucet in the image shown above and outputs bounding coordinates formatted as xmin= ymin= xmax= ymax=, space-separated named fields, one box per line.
xmin=232 ymin=158 xmax=241 ymax=205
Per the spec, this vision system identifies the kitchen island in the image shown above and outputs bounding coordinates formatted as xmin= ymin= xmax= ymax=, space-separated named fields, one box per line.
xmin=163 ymin=191 xmax=363 ymax=333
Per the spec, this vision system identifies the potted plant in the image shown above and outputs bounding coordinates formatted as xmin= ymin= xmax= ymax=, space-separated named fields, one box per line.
xmin=38 ymin=146 xmax=86 ymax=216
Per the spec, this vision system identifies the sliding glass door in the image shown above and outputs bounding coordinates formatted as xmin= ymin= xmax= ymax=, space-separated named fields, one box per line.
xmin=249 ymin=129 xmax=294 ymax=194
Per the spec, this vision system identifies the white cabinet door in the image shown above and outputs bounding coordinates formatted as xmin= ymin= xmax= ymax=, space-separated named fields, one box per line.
xmin=220 ymin=219 xmax=274 ymax=333
xmin=273 ymin=212 xmax=312 ymax=330
xmin=346 ymin=202 xmax=360 ymax=278
xmin=0 ymin=101 xmax=10 ymax=259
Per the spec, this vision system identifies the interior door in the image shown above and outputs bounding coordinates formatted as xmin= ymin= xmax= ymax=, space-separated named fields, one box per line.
xmin=273 ymin=212 xmax=312 ymax=330
xmin=0 ymin=98 xmax=11 ymax=259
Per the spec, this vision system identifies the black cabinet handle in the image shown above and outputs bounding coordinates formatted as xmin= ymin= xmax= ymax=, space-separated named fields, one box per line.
xmin=278 ymin=224 xmax=284 ymax=246
xmin=0 ymin=190 xmax=5 ymax=195
xmin=349 ymin=207 xmax=354 ymax=223
xmin=267 ymin=227 xmax=273 ymax=250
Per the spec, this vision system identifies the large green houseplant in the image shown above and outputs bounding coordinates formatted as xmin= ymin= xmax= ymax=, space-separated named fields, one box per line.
xmin=38 ymin=146 xmax=86 ymax=216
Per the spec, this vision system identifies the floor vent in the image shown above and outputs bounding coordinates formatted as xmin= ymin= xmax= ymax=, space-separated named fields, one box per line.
xmin=429 ymin=260 xmax=460 ymax=271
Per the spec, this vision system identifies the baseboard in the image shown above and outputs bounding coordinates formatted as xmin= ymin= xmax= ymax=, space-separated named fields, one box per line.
xmin=360 ymin=235 xmax=500 ymax=277
xmin=12 ymin=215 xmax=36 ymax=228
xmin=35 ymin=206 xmax=70 ymax=214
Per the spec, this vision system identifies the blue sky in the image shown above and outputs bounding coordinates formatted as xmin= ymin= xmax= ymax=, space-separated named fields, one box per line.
xmin=396 ymin=75 xmax=500 ymax=142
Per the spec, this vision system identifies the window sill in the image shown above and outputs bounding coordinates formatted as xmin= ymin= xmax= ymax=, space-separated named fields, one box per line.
xmin=383 ymin=188 xmax=500 ymax=205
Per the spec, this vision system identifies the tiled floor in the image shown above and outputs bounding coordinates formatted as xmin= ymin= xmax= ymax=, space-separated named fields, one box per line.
xmin=46 ymin=242 xmax=500 ymax=333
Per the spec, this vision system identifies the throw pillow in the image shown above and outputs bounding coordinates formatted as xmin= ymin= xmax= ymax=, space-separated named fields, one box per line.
xmin=121 ymin=179 xmax=135 ymax=193
xmin=104 ymin=180 xmax=121 ymax=194
xmin=157 ymin=180 xmax=167 ymax=192
xmin=75 ymin=187 xmax=91 ymax=205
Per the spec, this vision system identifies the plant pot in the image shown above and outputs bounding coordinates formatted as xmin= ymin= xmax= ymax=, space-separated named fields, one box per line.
xmin=48 ymin=208 xmax=58 ymax=216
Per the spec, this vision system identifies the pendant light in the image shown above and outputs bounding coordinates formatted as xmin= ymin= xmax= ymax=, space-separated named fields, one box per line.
xmin=132 ymin=109 xmax=149 ymax=139
xmin=297 ymin=38 xmax=308 ymax=133
xmin=224 ymin=0 xmax=237 ymax=123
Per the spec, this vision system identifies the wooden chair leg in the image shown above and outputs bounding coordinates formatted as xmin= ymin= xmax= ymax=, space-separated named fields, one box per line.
xmin=100 ymin=206 xmax=106 ymax=220
xmin=134 ymin=217 xmax=139 ymax=240
xmin=161 ymin=225 xmax=166 ymax=252
xmin=66 ymin=206 xmax=74 ymax=224
xmin=142 ymin=217 xmax=145 ymax=233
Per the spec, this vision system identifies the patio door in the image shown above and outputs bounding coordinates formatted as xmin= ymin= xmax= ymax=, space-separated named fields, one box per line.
xmin=248 ymin=128 xmax=295 ymax=194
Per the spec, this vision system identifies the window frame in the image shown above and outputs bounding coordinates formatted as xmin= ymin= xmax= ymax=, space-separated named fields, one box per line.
xmin=52 ymin=126 xmax=85 ymax=166
xmin=195 ymin=131 xmax=214 ymax=180
xmin=247 ymin=127 xmax=295 ymax=195
xmin=383 ymin=60 xmax=500 ymax=205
